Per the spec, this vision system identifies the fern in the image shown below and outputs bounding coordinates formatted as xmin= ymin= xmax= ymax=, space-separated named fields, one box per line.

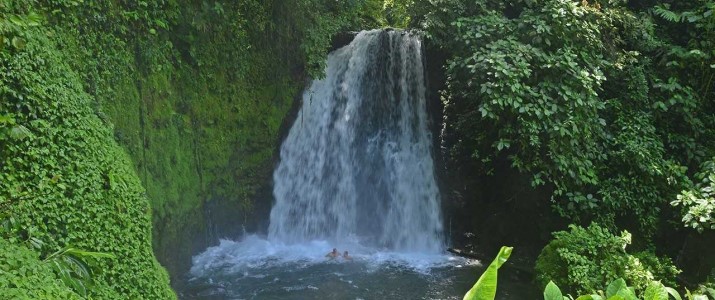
xmin=43 ymin=247 xmax=116 ymax=297
xmin=654 ymin=5 xmax=682 ymax=23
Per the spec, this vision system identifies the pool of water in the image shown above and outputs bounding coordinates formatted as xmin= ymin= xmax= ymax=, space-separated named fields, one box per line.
xmin=178 ymin=236 xmax=537 ymax=299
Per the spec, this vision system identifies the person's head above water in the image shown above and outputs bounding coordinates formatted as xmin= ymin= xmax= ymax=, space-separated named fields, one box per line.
xmin=326 ymin=248 xmax=339 ymax=258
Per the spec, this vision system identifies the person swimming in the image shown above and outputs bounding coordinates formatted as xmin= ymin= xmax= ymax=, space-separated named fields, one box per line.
xmin=342 ymin=250 xmax=352 ymax=260
xmin=326 ymin=248 xmax=339 ymax=259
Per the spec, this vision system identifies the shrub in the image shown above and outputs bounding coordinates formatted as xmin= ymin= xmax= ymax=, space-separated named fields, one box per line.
xmin=544 ymin=278 xmax=705 ymax=300
xmin=672 ymin=158 xmax=715 ymax=232
xmin=1 ymin=11 xmax=174 ymax=298
xmin=0 ymin=239 xmax=80 ymax=300
xmin=535 ymin=223 xmax=680 ymax=295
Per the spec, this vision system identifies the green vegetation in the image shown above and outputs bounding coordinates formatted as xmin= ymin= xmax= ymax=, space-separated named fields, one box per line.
xmin=465 ymin=247 xmax=712 ymax=300
xmin=463 ymin=246 xmax=513 ymax=300
xmin=535 ymin=224 xmax=679 ymax=295
xmin=673 ymin=158 xmax=715 ymax=232
xmin=1 ymin=0 xmax=395 ymax=298
xmin=0 ymin=239 xmax=81 ymax=299
xmin=43 ymin=247 xmax=115 ymax=298
xmin=3 ymin=0 xmax=715 ymax=297
xmin=414 ymin=0 xmax=715 ymax=235
xmin=543 ymin=278 xmax=703 ymax=300
xmin=1 ymin=8 xmax=173 ymax=298
xmin=402 ymin=0 xmax=715 ymax=295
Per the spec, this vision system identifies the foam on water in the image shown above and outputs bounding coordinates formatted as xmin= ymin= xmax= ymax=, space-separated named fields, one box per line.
xmin=190 ymin=234 xmax=471 ymax=279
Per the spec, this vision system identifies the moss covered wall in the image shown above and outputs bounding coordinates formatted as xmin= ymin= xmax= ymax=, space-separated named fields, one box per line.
xmin=2 ymin=2 xmax=383 ymax=296
xmin=69 ymin=3 xmax=308 ymax=280
xmin=1 ymin=22 xmax=174 ymax=299
xmin=98 ymin=43 xmax=299 ymax=279
xmin=31 ymin=0 xmax=375 ymax=283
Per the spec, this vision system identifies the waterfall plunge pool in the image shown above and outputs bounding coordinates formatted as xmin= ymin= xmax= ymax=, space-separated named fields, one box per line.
xmin=179 ymin=29 xmax=537 ymax=299
xmin=178 ymin=235 xmax=537 ymax=299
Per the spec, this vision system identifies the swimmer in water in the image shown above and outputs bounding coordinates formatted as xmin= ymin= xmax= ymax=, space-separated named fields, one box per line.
xmin=342 ymin=250 xmax=352 ymax=260
xmin=326 ymin=248 xmax=339 ymax=259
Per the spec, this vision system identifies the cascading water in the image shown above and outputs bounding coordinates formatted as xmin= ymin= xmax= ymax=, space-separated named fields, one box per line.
xmin=182 ymin=30 xmax=533 ymax=300
xmin=268 ymin=29 xmax=443 ymax=253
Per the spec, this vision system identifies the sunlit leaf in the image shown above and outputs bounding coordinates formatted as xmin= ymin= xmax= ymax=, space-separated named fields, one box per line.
xmin=9 ymin=125 xmax=33 ymax=140
xmin=463 ymin=246 xmax=513 ymax=300
xmin=643 ymin=282 xmax=668 ymax=300
xmin=11 ymin=37 xmax=26 ymax=49
xmin=544 ymin=281 xmax=564 ymax=300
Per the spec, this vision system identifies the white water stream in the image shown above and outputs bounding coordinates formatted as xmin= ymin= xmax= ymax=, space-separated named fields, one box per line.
xmin=268 ymin=29 xmax=443 ymax=252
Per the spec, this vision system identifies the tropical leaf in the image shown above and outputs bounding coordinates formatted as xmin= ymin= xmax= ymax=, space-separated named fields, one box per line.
xmin=0 ymin=114 xmax=15 ymax=124
xmin=544 ymin=281 xmax=564 ymax=300
xmin=644 ymin=282 xmax=668 ymax=300
xmin=607 ymin=279 xmax=629 ymax=298
xmin=654 ymin=5 xmax=682 ymax=22
xmin=43 ymin=246 xmax=115 ymax=296
xmin=64 ymin=248 xmax=117 ymax=259
xmin=705 ymin=288 xmax=715 ymax=298
xmin=11 ymin=36 xmax=25 ymax=49
xmin=9 ymin=125 xmax=33 ymax=140
xmin=463 ymin=246 xmax=513 ymax=300
xmin=605 ymin=279 xmax=637 ymax=299
xmin=28 ymin=237 xmax=44 ymax=250
xmin=575 ymin=295 xmax=603 ymax=300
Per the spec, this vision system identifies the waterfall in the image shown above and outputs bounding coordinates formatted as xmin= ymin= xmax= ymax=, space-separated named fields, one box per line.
xmin=268 ymin=30 xmax=443 ymax=253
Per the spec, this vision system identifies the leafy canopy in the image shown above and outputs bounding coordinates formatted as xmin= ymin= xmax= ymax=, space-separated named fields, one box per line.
xmin=415 ymin=0 xmax=715 ymax=235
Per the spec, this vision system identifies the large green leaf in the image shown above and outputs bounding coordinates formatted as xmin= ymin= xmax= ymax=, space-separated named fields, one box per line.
xmin=43 ymin=246 xmax=115 ymax=296
xmin=705 ymin=288 xmax=715 ymax=298
xmin=0 ymin=114 xmax=15 ymax=125
xmin=8 ymin=125 xmax=33 ymax=140
xmin=606 ymin=279 xmax=629 ymax=298
xmin=665 ymin=287 xmax=683 ymax=300
xmin=643 ymin=282 xmax=668 ymax=300
xmin=64 ymin=248 xmax=116 ymax=259
xmin=605 ymin=278 xmax=638 ymax=300
xmin=576 ymin=295 xmax=603 ymax=300
xmin=544 ymin=281 xmax=564 ymax=300
xmin=463 ymin=246 xmax=513 ymax=300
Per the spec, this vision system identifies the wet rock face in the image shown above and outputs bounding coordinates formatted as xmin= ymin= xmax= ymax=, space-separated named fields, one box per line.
xmin=331 ymin=31 xmax=359 ymax=52
xmin=675 ymin=231 xmax=715 ymax=282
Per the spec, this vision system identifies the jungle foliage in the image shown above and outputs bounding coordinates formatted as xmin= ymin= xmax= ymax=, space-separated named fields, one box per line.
xmin=405 ymin=0 xmax=715 ymax=291
xmin=3 ymin=0 xmax=715 ymax=298
xmin=1 ymin=0 xmax=393 ymax=298
xmin=0 ymin=10 xmax=173 ymax=299
xmin=534 ymin=224 xmax=680 ymax=295
xmin=413 ymin=0 xmax=715 ymax=236
xmin=465 ymin=246 xmax=712 ymax=300
xmin=673 ymin=157 xmax=715 ymax=232
xmin=543 ymin=278 xmax=715 ymax=300
xmin=0 ymin=239 xmax=81 ymax=299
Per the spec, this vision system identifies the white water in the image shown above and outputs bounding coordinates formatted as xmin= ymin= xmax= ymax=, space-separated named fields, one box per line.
xmin=190 ymin=30 xmax=451 ymax=292
xmin=269 ymin=29 xmax=443 ymax=252
xmin=186 ymin=235 xmax=487 ymax=299
xmin=190 ymin=235 xmax=464 ymax=278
